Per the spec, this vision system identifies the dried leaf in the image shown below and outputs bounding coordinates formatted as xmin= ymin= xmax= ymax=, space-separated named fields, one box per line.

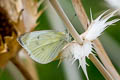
xmin=0 ymin=0 xmax=44 ymax=67
xmin=21 ymin=0 xmax=42 ymax=32
xmin=0 ymin=0 xmax=23 ymax=67
xmin=0 ymin=35 xmax=7 ymax=53
xmin=0 ymin=32 xmax=21 ymax=67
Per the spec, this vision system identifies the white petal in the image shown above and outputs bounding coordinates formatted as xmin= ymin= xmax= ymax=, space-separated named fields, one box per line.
xmin=85 ymin=9 xmax=119 ymax=41
xmin=61 ymin=41 xmax=93 ymax=80
xmin=101 ymin=9 xmax=119 ymax=22
xmin=105 ymin=19 xmax=120 ymax=26
xmin=95 ymin=9 xmax=110 ymax=22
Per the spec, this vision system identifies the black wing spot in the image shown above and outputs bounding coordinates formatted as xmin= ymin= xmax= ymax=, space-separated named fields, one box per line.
xmin=37 ymin=36 xmax=40 ymax=39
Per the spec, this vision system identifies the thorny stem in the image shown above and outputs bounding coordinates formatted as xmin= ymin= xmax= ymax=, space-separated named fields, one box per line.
xmin=72 ymin=0 xmax=89 ymax=29
xmin=49 ymin=0 xmax=83 ymax=45
xmin=72 ymin=0 xmax=120 ymax=79
xmin=89 ymin=54 xmax=113 ymax=80
xmin=49 ymin=0 xmax=113 ymax=79
xmin=11 ymin=56 xmax=34 ymax=80
xmin=94 ymin=40 xmax=120 ymax=79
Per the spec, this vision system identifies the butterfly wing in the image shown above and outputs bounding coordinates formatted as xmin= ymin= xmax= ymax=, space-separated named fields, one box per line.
xmin=18 ymin=30 xmax=67 ymax=64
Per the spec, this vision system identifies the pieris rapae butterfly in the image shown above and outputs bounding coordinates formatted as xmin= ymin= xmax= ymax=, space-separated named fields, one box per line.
xmin=17 ymin=30 xmax=69 ymax=64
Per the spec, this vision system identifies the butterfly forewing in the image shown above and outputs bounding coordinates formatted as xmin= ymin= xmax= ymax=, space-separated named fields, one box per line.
xmin=18 ymin=30 xmax=68 ymax=64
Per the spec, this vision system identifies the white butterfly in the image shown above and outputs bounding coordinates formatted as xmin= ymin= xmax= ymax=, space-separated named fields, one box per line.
xmin=18 ymin=9 xmax=119 ymax=80
xmin=18 ymin=30 xmax=69 ymax=64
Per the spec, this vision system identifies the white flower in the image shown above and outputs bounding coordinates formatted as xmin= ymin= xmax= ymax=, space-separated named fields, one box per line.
xmin=84 ymin=9 xmax=120 ymax=41
xmin=61 ymin=41 xmax=92 ymax=80
xmin=61 ymin=9 xmax=119 ymax=80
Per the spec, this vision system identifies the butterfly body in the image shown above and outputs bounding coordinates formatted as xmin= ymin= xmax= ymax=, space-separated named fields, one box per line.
xmin=18 ymin=30 xmax=68 ymax=64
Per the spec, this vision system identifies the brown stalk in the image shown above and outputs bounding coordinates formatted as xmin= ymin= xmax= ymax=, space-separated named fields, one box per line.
xmin=89 ymin=54 xmax=113 ymax=80
xmin=72 ymin=0 xmax=120 ymax=79
xmin=0 ymin=0 xmax=40 ymax=80
xmin=11 ymin=56 xmax=34 ymax=80
xmin=20 ymin=50 xmax=39 ymax=80
xmin=49 ymin=0 xmax=83 ymax=45
xmin=49 ymin=0 xmax=113 ymax=79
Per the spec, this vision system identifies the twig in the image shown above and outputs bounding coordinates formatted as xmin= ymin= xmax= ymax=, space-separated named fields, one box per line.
xmin=72 ymin=0 xmax=89 ymax=29
xmin=49 ymin=0 xmax=83 ymax=45
xmin=94 ymin=40 xmax=120 ymax=79
xmin=11 ymin=56 xmax=34 ymax=80
xmin=72 ymin=0 xmax=120 ymax=79
xmin=49 ymin=0 xmax=113 ymax=79
xmin=23 ymin=52 xmax=39 ymax=80
xmin=89 ymin=54 xmax=113 ymax=80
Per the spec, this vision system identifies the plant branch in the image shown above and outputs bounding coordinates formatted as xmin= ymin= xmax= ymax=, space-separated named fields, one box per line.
xmin=72 ymin=0 xmax=120 ymax=79
xmin=11 ymin=56 xmax=34 ymax=80
xmin=49 ymin=0 xmax=113 ymax=79
xmin=94 ymin=40 xmax=120 ymax=79
xmin=89 ymin=54 xmax=113 ymax=80
xmin=49 ymin=0 xmax=83 ymax=45
xmin=72 ymin=0 xmax=89 ymax=29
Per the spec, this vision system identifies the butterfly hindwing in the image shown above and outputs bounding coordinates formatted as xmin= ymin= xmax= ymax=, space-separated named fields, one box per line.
xmin=18 ymin=30 xmax=67 ymax=64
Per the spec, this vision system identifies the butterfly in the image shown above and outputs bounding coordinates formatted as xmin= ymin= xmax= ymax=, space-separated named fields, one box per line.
xmin=17 ymin=30 xmax=69 ymax=64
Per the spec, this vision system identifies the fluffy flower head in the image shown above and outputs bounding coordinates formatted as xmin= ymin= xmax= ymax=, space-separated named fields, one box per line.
xmin=61 ymin=9 xmax=120 ymax=80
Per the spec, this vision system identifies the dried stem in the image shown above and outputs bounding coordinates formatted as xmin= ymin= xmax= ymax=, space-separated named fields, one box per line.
xmin=72 ymin=0 xmax=120 ymax=79
xmin=89 ymin=54 xmax=113 ymax=80
xmin=49 ymin=0 xmax=113 ymax=79
xmin=49 ymin=0 xmax=83 ymax=45
xmin=72 ymin=0 xmax=89 ymax=29
xmin=11 ymin=56 xmax=34 ymax=80
xmin=94 ymin=40 xmax=120 ymax=79
xmin=23 ymin=52 xmax=39 ymax=80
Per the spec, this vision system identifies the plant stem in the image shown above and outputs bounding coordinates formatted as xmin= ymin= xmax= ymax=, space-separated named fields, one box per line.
xmin=89 ymin=54 xmax=113 ymax=80
xmin=94 ymin=40 xmax=120 ymax=79
xmin=49 ymin=0 xmax=114 ymax=79
xmin=11 ymin=56 xmax=33 ymax=80
xmin=72 ymin=0 xmax=120 ymax=79
xmin=49 ymin=0 xmax=83 ymax=45
xmin=72 ymin=0 xmax=89 ymax=30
